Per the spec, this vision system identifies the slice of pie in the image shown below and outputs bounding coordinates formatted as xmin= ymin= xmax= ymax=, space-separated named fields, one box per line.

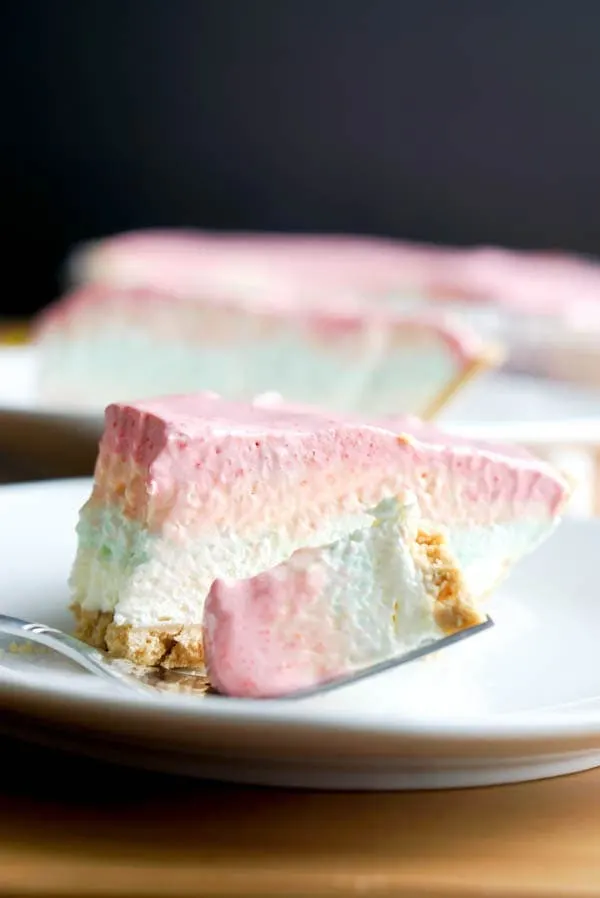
xmin=69 ymin=393 xmax=570 ymax=686
xmin=33 ymin=278 xmax=499 ymax=420
xmin=66 ymin=228 xmax=600 ymax=388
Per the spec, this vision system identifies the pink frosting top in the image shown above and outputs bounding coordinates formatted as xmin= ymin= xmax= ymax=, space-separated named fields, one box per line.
xmin=66 ymin=229 xmax=600 ymax=324
xmin=70 ymin=229 xmax=440 ymax=299
xmin=89 ymin=393 xmax=569 ymax=538
xmin=426 ymin=247 xmax=600 ymax=322
xmin=32 ymin=283 xmax=488 ymax=366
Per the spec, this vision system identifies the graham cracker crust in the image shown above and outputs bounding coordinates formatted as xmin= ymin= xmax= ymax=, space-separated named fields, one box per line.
xmin=71 ymin=605 xmax=205 ymax=669
xmin=415 ymin=529 xmax=483 ymax=634
xmin=421 ymin=345 xmax=504 ymax=421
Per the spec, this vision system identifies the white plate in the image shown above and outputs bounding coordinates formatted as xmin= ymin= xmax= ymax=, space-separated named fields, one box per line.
xmin=2 ymin=478 xmax=600 ymax=790
xmin=0 ymin=346 xmax=101 ymax=430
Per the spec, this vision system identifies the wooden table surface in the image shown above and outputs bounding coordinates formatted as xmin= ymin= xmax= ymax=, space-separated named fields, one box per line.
xmin=2 ymin=321 xmax=600 ymax=897
xmin=0 ymin=319 xmax=29 ymax=345
xmin=2 ymin=734 xmax=600 ymax=898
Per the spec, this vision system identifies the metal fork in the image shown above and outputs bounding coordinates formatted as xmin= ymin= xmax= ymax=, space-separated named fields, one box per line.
xmin=0 ymin=613 xmax=493 ymax=699
xmin=0 ymin=614 xmax=208 ymax=697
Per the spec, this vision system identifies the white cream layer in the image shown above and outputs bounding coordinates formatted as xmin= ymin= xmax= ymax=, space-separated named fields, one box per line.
xmin=70 ymin=506 xmax=374 ymax=628
xmin=38 ymin=326 xmax=462 ymax=417
xmin=70 ymin=492 xmax=557 ymax=630
xmin=204 ymin=497 xmax=474 ymax=697
xmin=217 ymin=497 xmax=450 ymax=667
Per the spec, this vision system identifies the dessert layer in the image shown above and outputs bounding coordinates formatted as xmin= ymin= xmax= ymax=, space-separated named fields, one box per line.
xmin=61 ymin=229 xmax=600 ymax=391
xmin=70 ymin=499 xmax=558 ymax=630
xmin=34 ymin=286 xmax=495 ymax=418
xmin=72 ymin=606 xmax=204 ymax=668
xmin=66 ymin=230 xmax=444 ymax=303
xmin=204 ymin=496 xmax=482 ymax=697
xmin=68 ymin=230 xmax=600 ymax=321
xmin=71 ymin=505 xmax=370 ymax=627
xmin=35 ymin=320 xmax=481 ymax=418
xmin=87 ymin=395 xmax=568 ymax=537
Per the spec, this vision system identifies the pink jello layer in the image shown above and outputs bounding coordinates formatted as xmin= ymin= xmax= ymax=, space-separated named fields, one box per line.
xmin=69 ymin=230 xmax=442 ymax=300
xmin=67 ymin=229 xmax=600 ymax=324
xmin=205 ymin=561 xmax=346 ymax=698
xmin=32 ymin=283 xmax=487 ymax=368
xmin=426 ymin=247 xmax=600 ymax=322
xmin=86 ymin=394 xmax=569 ymax=537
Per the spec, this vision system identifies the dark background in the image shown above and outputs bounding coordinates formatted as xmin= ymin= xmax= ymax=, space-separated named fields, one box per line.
xmin=3 ymin=0 xmax=600 ymax=316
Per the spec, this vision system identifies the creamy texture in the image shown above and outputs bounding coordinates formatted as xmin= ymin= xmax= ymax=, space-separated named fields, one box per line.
xmin=66 ymin=229 xmax=600 ymax=321
xmin=34 ymin=285 xmax=493 ymax=417
xmin=71 ymin=507 xmax=373 ymax=627
xmin=205 ymin=496 xmax=480 ymax=697
xmin=35 ymin=325 xmax=468 ymax=418
xmin=63 ymin=229 xmax=600 ymax=389
xmin=89 ymin=395 xmax=568 ymax=531
xmin=70 ymin=505 xmax=552 ymax=629
xmin=69 ymin=394 xmax=570 ymax=643
xmin=65 ymin=230 xmax=446 ymax=305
